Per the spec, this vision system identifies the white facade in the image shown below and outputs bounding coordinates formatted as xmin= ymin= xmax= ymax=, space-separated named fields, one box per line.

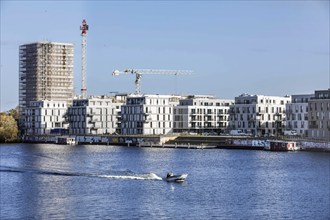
xmin=285 ymin=94 xmax=313 ymax=137
xmin=121 ymin=95 xmax=180 ymax=135
xmin=67 ymin=96 xmax=124 ymax=135
xmin=308 ymin=89 xmax=330 ymax=141
xmin=173 ymin=95 xmax=233 ymax=134
xmin=25 ymin=100 xmax=68 ymax=135
xmin=230 ymin=94 xmax=291 ymax=136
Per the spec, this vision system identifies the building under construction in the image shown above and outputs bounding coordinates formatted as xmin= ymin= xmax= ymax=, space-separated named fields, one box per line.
xmin=19 ymin=42 xmax=74 ymax=130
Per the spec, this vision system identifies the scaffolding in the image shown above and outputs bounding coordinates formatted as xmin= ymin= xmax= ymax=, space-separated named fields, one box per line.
xmin=19 ymin=42 xmax=74 ymax=129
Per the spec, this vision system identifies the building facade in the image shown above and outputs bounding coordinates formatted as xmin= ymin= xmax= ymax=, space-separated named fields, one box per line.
xmin=308 ymin=89 xmax=330 ymax=141
xmin=25 ymin=100 xmax=68 ymax=135
xmin=229 ymin=94 xmax=291 ymax=136
xmin=173 ymin=95 xmax=233 ymax=134
xmin=67 ymin=96 xmax=124 ymax=135
xmin=121 ymin=95 xmax=180 ymax=135
xmin=285 ymin=94 xmax=313 ymax=137
xmin=19 ymin=42 xmax=74 ymax=131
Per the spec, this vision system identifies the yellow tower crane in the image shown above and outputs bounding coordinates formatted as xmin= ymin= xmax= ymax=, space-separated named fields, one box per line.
xmin=112 ymin=69 xmax=192 ymax=95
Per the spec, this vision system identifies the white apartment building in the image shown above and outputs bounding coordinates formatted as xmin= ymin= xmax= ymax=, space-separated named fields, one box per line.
xmin=229 ymin=94 xmax=291 ymax=136
xmin=173 ymin=95 xmax=233 ymax=134
xmin=25 ymin=100 xmax=68 ymax=135
xmin=121 ymin=95 xmax=180 ymax=135
xmin=19 ymin=42 xmax=74 ymax=132
xmin=67 ymin=96 xmax=124 ymax=135
xmin=285 ymin=94 xmax=313 ymax=137
xmin=308 ymin=89 xmax=330 ymax=141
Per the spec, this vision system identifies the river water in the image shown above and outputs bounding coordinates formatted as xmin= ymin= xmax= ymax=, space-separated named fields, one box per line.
xmin=0 ymin=143 xmax=329 ymax=219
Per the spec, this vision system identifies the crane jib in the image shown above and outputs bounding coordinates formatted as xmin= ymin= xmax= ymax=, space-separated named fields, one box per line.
xmin=112 ymin=69 xmax=193 ymax=95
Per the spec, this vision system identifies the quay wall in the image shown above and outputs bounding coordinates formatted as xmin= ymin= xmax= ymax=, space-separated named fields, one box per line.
xmin=231 ymin=139 xmax=330 ymax=152
xmin=23 ymin=135 xmax=329 ymax=151
xmin=23 ymin=134 xmax=163 ymax=146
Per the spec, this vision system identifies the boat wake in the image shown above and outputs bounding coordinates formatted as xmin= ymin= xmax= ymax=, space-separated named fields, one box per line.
xmin=0 ymin=166 xmax=163 ymax=181
xmin=96 ymin=172 xmax=163 ymax=181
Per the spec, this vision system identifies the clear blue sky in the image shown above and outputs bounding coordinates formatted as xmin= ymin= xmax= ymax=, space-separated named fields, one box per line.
xmin=1 ymin=1 xmax=329 ymax=111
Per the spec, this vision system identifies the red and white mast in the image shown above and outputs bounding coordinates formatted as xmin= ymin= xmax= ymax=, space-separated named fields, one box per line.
xmin=80 ymin=19 xmax=89 ymax=99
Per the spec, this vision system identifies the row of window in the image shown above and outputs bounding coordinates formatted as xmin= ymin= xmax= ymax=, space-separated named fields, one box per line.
xmin=127 ymin=98 xmax=169 ymax=105
xmin=176 ymin=108 xmax=229 ymax=114
xmin=309 ymin=102 xmax=330 ymax=111
xmin=286 ymin=105 xmax=308 ymax=113
xmin=122 ymin=106 xmax=172 ymax=114
xmin=233 ymin=106 xmax=283 ymax=114
xmin=234 ymin=121 xmax=283 ymax=129
xmin=122 ymin=121 xmax=171 ymax=129
xmin=70 ymin=122 xmax=116 ymax=128
xmin=286 ymin=121 xmax=307 ymax=129
xmin=181 ymin=101 xmax=231 ymax=106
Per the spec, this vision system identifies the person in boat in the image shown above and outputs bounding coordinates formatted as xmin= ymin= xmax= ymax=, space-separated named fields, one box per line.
xmin=167 ymin=172 xmax=174 ymax=178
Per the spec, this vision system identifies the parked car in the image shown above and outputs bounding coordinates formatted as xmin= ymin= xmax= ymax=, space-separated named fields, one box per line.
xmin=229 ymin=130 xmax=244 ymax=136
xmin=284 ymin=130 xmax=298 ymax=136
xmin=263 ymin=133 xmax=275 ymax=137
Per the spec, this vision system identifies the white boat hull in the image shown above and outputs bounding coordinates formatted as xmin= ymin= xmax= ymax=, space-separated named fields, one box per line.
xmin=165 ymin=174 xmax=188 ymax=182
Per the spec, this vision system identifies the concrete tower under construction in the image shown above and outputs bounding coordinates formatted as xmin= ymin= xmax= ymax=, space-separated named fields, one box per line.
xmin=18 ymin=42 xmax=74 ymax=129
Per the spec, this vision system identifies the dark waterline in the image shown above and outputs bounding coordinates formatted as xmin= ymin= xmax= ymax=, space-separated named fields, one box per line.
xmin=1 ymin=143 xmax=329 ymax=219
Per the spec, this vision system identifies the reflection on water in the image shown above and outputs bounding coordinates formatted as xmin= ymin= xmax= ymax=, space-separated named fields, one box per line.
xmin=1 ymin=143 xmax=329 ymax=219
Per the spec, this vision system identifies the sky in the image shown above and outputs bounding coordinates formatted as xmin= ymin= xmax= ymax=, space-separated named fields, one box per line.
xmin=1 ymin=1 xmax=329 ymax=111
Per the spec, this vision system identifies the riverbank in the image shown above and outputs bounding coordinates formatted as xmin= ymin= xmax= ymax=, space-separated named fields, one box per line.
xmin=22 ymin=134 xmax=330 ymax=152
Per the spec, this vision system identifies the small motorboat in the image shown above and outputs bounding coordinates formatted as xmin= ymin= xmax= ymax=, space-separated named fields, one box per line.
xmin=165 ymin=172 xmax=188 ymax=182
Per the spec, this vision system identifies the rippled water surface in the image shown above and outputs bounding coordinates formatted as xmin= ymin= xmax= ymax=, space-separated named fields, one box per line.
xmin=1 ymin=143 xmax=329 ymax=219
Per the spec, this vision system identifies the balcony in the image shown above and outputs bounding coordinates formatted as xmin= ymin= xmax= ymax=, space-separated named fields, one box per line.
xmin=309 ymin=124 xmax=319 ymax=129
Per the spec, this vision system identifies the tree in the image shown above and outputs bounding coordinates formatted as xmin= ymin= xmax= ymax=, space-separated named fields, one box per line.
xmin=0 ymin=112 xmax=18 ymax=143
xmin=7 ymin=106 xmax=19 ymax=121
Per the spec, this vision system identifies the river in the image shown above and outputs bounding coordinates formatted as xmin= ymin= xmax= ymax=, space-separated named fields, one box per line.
xmin=1 ymin=143 xmax=329 ymax=219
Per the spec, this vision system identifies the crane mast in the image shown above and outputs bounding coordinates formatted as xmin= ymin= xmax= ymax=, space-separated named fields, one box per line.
xmin=80 ymin=19 xmax=89 ymax=99
xmin=112 ymin=69 xmax=192 ymax=95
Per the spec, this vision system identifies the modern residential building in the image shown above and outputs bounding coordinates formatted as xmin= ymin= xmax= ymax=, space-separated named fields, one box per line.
xmin=173 ymin=95 xmax=233 ymax=134
xmin=308 ymin=89 xmax=330 ymax=141
xmin=19 ymin=42 xmax=74 ymax=131
xmin=67 ymin=95 xmax=125 ymax=135
xmin=25 ymin=100 xmax=69 ymax=135
xmin=229 ymin=94 xmax=291 ymax=136
xmin=121 ymin=95 xmax=180 ymax=135
xmin=285 ymin=94 xmax=313 ymax=137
